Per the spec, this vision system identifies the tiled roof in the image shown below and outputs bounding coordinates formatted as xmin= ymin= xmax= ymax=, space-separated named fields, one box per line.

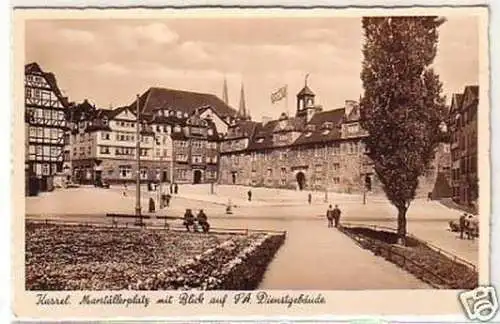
xmin=225 ymin=120 xmax=259 ymax=140
xmin=247 ymin=120 xmax=280 ymax=150
xmin=130 ymin=87 xmax=239 ymax=119
xmin=292 ymin=108 xmax=345 ymax=146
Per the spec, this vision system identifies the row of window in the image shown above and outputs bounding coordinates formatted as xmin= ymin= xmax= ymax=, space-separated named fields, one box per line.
xmin=28 ymin=145 xmax=62 ymax=157
xmin=29 ymin=127 xmax=64 ymax=140
xmin=26 ymin=108 xmax=65 ymax=121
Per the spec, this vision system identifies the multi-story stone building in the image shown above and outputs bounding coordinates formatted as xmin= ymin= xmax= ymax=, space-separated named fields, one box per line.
xmin=25 ymin=62 xmax=69 ymax=194
xmin=449 ymin=85 xmax=478 ymax=206
xmin=66 ymin=86 xmax=239 ymax=185
xmin=66 ymin=100 xmax=162 ymax=184
xmin=219 ymin=83 xmax=376 ymax=193
xmin=219 ymin=83 xmax=447 ymax=196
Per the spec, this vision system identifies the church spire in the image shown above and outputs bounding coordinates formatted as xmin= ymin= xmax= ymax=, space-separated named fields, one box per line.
xmin=239 ymin=83 xmax=248 ymax=120
xmin=222 ymin=76 xmax=229 ymax=105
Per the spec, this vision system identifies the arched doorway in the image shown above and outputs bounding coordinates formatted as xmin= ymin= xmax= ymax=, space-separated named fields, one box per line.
xmin=296 ymin=172 xmax=306 ymax=190
xmin=193 ymin=170 xmax=202 ymax=184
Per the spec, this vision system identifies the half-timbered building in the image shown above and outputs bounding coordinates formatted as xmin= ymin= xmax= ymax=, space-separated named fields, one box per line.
xmin=25 ymin=62 xmax=69 ymax=194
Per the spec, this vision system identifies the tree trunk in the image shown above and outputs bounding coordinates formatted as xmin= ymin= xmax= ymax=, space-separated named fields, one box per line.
xmin=397 ymin=205 xmax=408 ymax=245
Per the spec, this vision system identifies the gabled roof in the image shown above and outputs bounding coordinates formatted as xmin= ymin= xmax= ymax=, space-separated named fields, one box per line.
xmin=450 ymin=93 xmax=464 ymax=113
xmin=247 ymin=120 xmax=281 ymax=150
xmin=294 ymin=108 xmax=345 ymax=146
xmin=25 ymin=62 xmax=70 ymax=108
xmin=130 ymin=87 xmax=239 ymax=119
xmin=225 ymin=120 xmax=259 ymax=140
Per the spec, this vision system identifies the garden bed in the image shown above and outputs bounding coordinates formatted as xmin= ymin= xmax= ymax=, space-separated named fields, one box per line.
xmin=340 ymin=226 xmax=478 ymax=289
xmin=25 ymin=222 xmax=285 ymax=290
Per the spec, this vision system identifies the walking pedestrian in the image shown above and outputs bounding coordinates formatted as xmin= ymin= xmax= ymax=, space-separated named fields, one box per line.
xmin=326 ymin=205 xmax=334 ymax=228
xmin=333 ymin=204 xmax=342 ymax=228
xmin=247 ymin=189 xmax=252 ymax=202
xmin=174 ymin=183 xmax=179 ymax=194
xmin=165 ymin=193 xmax=172 ymax=207
xmin=459 ymin=213 xmax=467 ymax=239
xmin=308 ymin=193 xmax=312 ymax=205
xmin=123 ymin=182 xmax=128 ymax=196
xmin=466 ymin=215 xmax=475 ymax=240
xmin=148 ymin=197 xmax=155 ymax=213
xmin=169 ymin=183 xmax=173 ymax=194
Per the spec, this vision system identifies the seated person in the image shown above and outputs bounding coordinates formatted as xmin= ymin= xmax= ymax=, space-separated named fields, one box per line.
xmin=197 ymin=209 xmax=210 ymax=233
xmin=183 ymin=209 xmax=195 ymax=232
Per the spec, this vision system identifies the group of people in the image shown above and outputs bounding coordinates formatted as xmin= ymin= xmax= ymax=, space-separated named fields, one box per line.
xmin=326 ymin=204 xmax=342 ymax=228
xmin=458 ymin=213 xmax=478 ymax=240
xmin=183 ymin=208 xmax=211 ymax=233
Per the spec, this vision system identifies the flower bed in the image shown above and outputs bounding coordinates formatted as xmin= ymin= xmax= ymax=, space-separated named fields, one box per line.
xmin=340 ymin=226 xmax=478 ymax=289
xmin=26 ymin=222 xmax=285 ymax=290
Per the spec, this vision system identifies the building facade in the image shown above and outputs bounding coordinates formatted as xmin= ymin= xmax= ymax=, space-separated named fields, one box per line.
xmin=219 ymin=84 xmax=446 ymax=196
xmin=449 ymin=85 xmax=478 ymax=206
xmin=25 ymin=63 xmax=69 ymax=194
xmin=66 ymin=86 xmax=237 ymax=185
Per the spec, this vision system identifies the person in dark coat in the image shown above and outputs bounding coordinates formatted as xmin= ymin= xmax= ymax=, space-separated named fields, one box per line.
xmin=247 ymin=189 xmax=252 ymax=202
xmin=197 ymin=209 xmax=210 ymax=233
xmin=326 ymin=205 xmax=334 ymax=228
xmin=165 ymin=193 xmax=172 ymax=207
xmin=459 ymin=213 xmax=467 ymax=239
xmin=333 ymin=204 xmax=341 ymax=228
xmin=148 ymin=197 xmax=155 ymax=213
xmin=183 ymin=209 xmax=195 ymax=232
xmin=169 ymin=183 xmax=173 ymax=194
xmin=308 ymin=193 xmax=312 ymax=205
xmin=174 ymin=183 xmax=179 ymax=194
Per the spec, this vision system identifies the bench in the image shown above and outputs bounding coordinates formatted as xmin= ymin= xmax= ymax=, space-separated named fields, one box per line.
xmin=106 ymin=213 xmax=152 ymax=227
xmin=155 ymin=215 xmax=181 ymax=229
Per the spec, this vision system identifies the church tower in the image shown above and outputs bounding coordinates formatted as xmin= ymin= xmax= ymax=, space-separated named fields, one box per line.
xmin=238 ymin=83 xmax=250 ymax=120
xmin=222 ymin=76 xmax=229 ymax=105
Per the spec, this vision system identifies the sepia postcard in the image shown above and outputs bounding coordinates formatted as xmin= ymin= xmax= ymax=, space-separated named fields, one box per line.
xmin=11 ymin=5 xmax=491 ymax=320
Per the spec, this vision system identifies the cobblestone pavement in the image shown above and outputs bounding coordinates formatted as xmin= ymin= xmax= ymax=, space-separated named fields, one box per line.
xmin=25 ymin=184 xmax=479 ymax=288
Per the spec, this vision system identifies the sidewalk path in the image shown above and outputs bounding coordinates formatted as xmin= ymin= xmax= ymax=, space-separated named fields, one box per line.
xmin=255 ymin=220 xmax=430 ymax=289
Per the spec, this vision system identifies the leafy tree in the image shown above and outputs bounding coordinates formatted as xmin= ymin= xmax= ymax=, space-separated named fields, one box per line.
xmin=360 ymin=17 xmax=447 ymax=243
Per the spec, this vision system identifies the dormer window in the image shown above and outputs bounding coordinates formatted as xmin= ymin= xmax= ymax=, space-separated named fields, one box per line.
xmin=256 ymin=138 xmax=264 ymax=143
xmin=176 ymin=111 xmax=182 ymax=118
xmin=174 ymin=125 xmax=181 ymax=133
xmin=322 ymin=129 xmax=330 ymax=135
xmin=102 ymin=118 xmax=108 ymax=126
xmin=305 ymin=132 xmax=312 ymax=137
xmin=208 ymin=129 xmax=214 ymax=136
xmin=306 ymin=124 xmax=316 ymax=131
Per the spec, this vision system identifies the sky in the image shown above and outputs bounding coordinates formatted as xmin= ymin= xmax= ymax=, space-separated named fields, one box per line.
xmin=25 ymin=16 xmax=479 ymax=121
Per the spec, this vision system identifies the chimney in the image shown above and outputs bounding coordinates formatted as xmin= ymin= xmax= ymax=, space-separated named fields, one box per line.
xmin=345 ymin=100 xmax=357 ymax=118
xmin=262 ymin=116 xmax=272 ymax=126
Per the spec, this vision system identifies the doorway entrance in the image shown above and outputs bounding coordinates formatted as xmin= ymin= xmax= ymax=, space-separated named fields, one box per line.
xmin=193 ymin=170 xmax=202 ymax=184
xmin=231 ymin=171 xmax=237 ymax=185
xmin=296 ymin=172 xmax=306 ymax=190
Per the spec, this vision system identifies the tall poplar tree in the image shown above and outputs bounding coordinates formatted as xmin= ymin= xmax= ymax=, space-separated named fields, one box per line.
xmin=360 ymin=17 xmax=447 ymax=243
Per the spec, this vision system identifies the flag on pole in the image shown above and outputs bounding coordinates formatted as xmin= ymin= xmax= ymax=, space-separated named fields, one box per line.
xmin=271 ymin=85 xmax=287 ymax=104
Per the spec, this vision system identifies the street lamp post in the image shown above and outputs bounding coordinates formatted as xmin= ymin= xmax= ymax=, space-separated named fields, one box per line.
xmin=323 ymin=145 xmax=329 ymax=203
xmin=135 ymin=94 xmax=143 ymax=226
